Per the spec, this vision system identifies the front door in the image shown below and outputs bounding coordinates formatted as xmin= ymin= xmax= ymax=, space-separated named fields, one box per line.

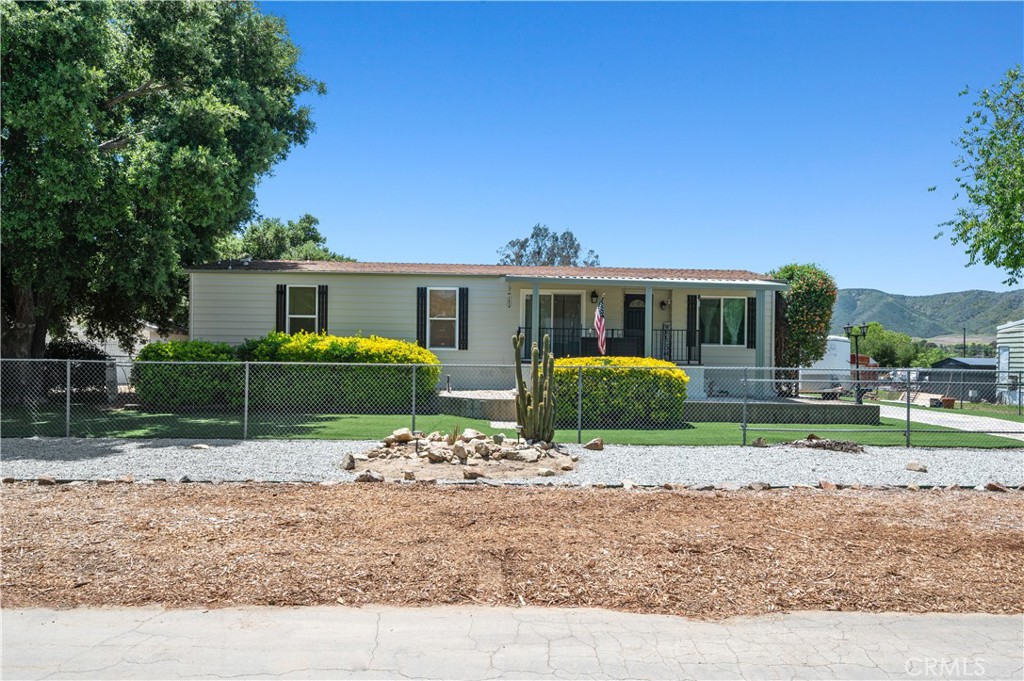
xmin=623 ymin=294 xmax=646 ymax=356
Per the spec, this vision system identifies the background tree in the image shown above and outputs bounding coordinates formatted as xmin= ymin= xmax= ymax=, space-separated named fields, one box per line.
xmin=858 ymin=322 xmax=920 ymax=368
xmin=1 ymin=1 xmax=324 ymax=357
xmin=216 ymin=214 xmax=352 ymax=261
xmin=770 ymin=263 xmax=838 ymax=367
xmin=934 ymin=65 xmax=1023 ymax=285
xmin=497 ymin=224 xmax=601 ymax=266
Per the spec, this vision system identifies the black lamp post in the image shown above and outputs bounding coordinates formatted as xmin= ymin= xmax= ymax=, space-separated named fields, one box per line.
xmin=843 ymin=323 xmax=869 ymax=404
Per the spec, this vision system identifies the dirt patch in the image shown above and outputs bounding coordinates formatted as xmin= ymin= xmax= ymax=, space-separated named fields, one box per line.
xmin=3 ymin=483 xmax=1022 ymax=619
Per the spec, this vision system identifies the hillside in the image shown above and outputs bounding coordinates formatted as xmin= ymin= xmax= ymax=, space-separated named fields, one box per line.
xmin=830 ymin=289 xmax=1024 ymax=339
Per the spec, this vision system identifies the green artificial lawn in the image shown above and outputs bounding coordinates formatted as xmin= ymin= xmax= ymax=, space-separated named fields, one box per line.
xmin=3 ymin=405 xmax=1020 ymax=448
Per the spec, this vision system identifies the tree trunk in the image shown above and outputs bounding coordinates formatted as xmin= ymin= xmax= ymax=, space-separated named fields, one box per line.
xmin=1 ymin=285 xmax=51 ymax=406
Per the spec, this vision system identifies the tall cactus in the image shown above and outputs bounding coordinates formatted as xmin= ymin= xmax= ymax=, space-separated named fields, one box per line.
xmin=513 ymin=332 xmax=556 ymax=443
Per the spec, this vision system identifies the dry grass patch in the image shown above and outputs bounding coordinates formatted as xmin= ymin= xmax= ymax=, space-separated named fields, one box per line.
xmin=2 ymin=483 xmax=1022 ymax=619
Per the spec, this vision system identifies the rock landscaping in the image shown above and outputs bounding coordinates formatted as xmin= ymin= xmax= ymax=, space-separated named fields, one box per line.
xmin=349 ymin=428 xmax=577 ymax=482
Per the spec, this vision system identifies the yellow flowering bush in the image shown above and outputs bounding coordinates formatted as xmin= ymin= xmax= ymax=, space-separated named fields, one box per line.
xmin=553 ymin=356 xmax=689 ymax=428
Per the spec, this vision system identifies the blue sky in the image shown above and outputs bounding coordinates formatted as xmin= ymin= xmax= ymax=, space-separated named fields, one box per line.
xmin=254 ymin=2 xmax=1023 ymax=296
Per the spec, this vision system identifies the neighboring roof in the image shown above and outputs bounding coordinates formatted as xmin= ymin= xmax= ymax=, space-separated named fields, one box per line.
xmin=931 ymin=357 xmax=997 ymax=368
xmin=188 ymin=260 xmax=786 ymax=287
xmin=997 ymin=318 xmax=1024 ymax=332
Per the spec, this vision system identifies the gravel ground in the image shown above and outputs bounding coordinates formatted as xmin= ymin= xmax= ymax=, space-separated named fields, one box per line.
xmin=2 ymin=437 xmax=1021 ymax=487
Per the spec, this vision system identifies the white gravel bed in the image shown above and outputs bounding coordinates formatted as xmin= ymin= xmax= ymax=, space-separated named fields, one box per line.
xmin=2 ymin=437 xmax=1021 ymax=487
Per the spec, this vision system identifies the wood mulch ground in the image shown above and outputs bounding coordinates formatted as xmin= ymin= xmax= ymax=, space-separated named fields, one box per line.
xmin=2 ymin=483 xmax=1022 ymax=619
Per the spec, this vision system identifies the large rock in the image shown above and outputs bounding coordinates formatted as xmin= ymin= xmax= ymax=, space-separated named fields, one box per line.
xmin=355 ymin=470 xmax=384 ymax=483
xmin=520 ymin=450 xmax=540 ymax=464
xmin=985 ymin=481 xmax=1009 ymax=493
xmin=392 ymin=428 xmax=415 ymax=443
xmin=452 ymin=441 xmax=469 ymax=462
xmin=341 ymin=454 xmax=355 ymax=471
xmin=584 ymin=438 xmax=604 ymax=451
xmin=492 ymin=433 xmax=505 ymax=445
xmin=463 ymin=469 xmax=487 ymax=480
xmin=905 ymin=461 xmax=928 ymax=473
xmin=474 ymin=441 xmax=490 ymax=457
xmin=461 ymin=428 xmax=486 ymax=442
xmin=426 ymin=450 xmax=448 ymax=464
xmin=537 ymin=468 xmax=556 ymax=477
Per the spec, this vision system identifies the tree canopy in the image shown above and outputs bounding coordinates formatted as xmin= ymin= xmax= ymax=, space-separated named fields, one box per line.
xmin=1 ymin=1 xmax=324 ymax=356
xmin=936 ymin=65 xmax=1024 ymax=285
xmin=216 ymin=214 xmax=352 ymax=262
xmin=769 ymin=263 xmax=837 ymax=367
xmin=497 ymin=224 xmax=600 ymax=267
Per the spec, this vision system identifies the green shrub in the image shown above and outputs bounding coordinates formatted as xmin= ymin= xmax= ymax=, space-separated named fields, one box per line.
xmin=132 ymin=333 xmax=440 ymax=412
xmin=44 ymin=338 xmax=110 ymax=394
xmin=553 ymin=356 xmax=689 ymax=428
xmin=133 ymin=340 xmax=242 ymax=408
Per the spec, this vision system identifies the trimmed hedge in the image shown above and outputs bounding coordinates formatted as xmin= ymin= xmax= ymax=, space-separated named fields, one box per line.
xmin=553 ymin=356 xmax=689 ymax=428
xmin=132 ymin=333 xmax=440 ymax=412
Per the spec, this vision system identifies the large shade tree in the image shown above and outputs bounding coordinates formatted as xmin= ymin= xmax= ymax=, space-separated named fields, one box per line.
xmin=216 ymin=213 xmax=353 ymax=262
xmin=497 ymin=224 xmax=601 ymax=266
xmin=1 ymin=1 xmax=324 ymax=357
xmin=936 ymin=65 xmax=1023 ymax=285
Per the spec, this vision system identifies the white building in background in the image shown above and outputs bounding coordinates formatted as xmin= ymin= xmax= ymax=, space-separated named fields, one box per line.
xmin=996 ymin=318 xmax=1024 ymax=405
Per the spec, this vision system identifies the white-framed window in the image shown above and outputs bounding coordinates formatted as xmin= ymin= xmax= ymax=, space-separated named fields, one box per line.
xmin=428 ymin=287 xmax=458 ymax=349
xmin=700 ymin=297 xmax=746 ymax=346
xmin=287 ymin=285 xmax=318 ymax=334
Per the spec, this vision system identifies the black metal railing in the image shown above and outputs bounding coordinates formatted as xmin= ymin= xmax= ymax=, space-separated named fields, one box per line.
xmin=517 ymin=327 xmax=700 ymax=364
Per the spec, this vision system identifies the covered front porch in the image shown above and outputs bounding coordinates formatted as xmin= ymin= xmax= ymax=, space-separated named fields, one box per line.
xmin=507 ymin=273 xmax=782 ymax=369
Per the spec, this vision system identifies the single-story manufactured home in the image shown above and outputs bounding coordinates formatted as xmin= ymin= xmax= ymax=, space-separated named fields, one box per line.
xmin=996 ymin=318 xmax=1024 ymax=405
xmin=187 ymin=260 xmax=789 ymax=394
xmin=922 ymin=357 xmax=998 ymax=403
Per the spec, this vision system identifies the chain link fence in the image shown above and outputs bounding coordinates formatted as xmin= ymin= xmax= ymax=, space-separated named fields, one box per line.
xmin=2 ymin=359 xmax=1022 ymax=447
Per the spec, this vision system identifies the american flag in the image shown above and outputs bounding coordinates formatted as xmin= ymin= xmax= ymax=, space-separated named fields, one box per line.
xmin=594 ymin=295 xmax=606 ymax=355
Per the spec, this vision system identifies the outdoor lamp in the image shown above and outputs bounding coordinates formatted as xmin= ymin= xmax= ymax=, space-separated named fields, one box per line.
xmin=659 ymin=300 xmax=669 ymax=311
xmin=590 ymin=291 xmax=599 ymax=304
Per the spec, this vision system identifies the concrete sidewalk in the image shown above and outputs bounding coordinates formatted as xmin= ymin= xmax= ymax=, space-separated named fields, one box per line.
xmin=3 ymin=606 xmax=1021 ymax=680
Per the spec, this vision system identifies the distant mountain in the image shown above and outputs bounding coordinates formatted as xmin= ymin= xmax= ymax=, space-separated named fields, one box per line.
xmin=830 ymin=289 xmax=1024 ymax=339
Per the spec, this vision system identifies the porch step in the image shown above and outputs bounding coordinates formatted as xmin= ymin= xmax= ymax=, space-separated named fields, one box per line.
xmin=436 ymin=390 xmax=517 ymax=422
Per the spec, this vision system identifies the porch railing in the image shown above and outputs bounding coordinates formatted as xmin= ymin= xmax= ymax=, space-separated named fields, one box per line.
xmin=517 ymin=327 xmax=700 ymax=364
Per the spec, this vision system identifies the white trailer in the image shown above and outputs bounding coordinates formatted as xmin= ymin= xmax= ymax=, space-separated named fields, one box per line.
xmin=799 ymin=335 xmax=852 ymax=394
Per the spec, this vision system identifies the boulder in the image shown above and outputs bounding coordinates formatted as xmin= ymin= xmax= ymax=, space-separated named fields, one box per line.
xmin=452 ymin=441 xmax=469 ymax=462
xmin=474 ymin=441 xmax=490 ymax=457
xmin=461 ymin=428 xmax=486 ymax=442
xmin=520 ymin=450 xmax=540 ymax=464
xmin=463 ymin=469 xmax=487 ymax=480
xmin=493 ymin=433 xmax=505 ymax=445
xmin=392 ymin=428 xmax=415 ymax=443
xmin=905 ymin=461 xmax=928 ymax=473
xmin=403 ymin=470 xmax=416 ymax=481
xmin=37 ymin=475 xmax=56 ymax=486
xmin=341 ymin=454 xmax=355 ymax=471
xmin=584 ymin=438 xmax=604 ymax=451
xmin=355 ymin=470 xmax=384 ymax=483
xmin=383 ymin=435 xmax=397 ymax=446
xmin=537 ymin=468 xmax=556 ymax=477
xmin=426 ymin=450 xmax=448 ymax=464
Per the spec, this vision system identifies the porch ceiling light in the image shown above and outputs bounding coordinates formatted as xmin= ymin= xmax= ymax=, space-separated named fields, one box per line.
xmin=590 ymin=290 xmax=599 ymax=304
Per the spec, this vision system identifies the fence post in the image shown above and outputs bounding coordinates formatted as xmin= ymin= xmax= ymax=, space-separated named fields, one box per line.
xmin=741 ymin=367 xmax=748 ymax=446
xmin=65 ymin=359 xmax=71 ymax=438
xmin=576 ymin=365 xmax=583 ymax=444
xmin=242 ymin=362 xmax=250 ymax=440
xmin=905 ymin=370 xmax=912 ymax=447
xmin=411 ymin=364 xmax=417 ymax=433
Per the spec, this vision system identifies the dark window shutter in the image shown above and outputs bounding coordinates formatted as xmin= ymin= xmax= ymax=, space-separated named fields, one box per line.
xmin=686 ymin=295 xmax=698 ymax=349
xmin=416 ymin=287 xmax=427 ymax=347
xmin=458 ymin=287 xmax=469 ymax=350
xmin=317 ymin=285 xmax=328 ymax=333
xmin=276 ymin=285 xmax=287 ymax=333
xmin=747 ymin=296 xmax=757 ymax=349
